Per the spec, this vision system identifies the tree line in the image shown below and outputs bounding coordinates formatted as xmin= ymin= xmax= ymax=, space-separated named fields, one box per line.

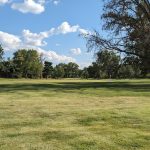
xmin=0 ymin=47 xmax=80 ymax=79
xmin=0 ymin=46 xmax=148 ymax=79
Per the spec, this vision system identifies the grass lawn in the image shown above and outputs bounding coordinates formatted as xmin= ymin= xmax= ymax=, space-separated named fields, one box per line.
xmin=0 ymin=79 xmax=150 ymax=150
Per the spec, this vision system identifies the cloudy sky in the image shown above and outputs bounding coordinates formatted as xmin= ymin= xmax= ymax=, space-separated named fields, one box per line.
xmin=0 ymin=0 xmax=103 ymax=68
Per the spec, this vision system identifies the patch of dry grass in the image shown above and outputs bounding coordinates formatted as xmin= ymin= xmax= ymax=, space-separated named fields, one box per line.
xmin=0 ymin=79 xmax=150 ymax=150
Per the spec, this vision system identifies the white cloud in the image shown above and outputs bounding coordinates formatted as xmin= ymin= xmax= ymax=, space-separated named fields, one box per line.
xmin=0 ymin=22 xmax=82 ymax=51
xmin=0 ymin=31 xmax=75 ymax=63
xmin=21 ymin=22 xmax=82 ymax=48
xmin=0 ymin=22 xmax=89 ymax=63
xmin=52 ymin=22 xmax=91 ymax=36
xmin=37 ymin=48 xmax=75 ymax=63
xmin=0 ymin=21 xmax=88 ymax=51
xmin=0 ymin=24 xmax=77 ymax=63
xmin=11 ymin=0 xmax=45 ymax=14
xmin=22 ymin=29 xmax=48 ymax=47
xmin=53 ymin=0 xmax=60 ymax=5
xmin=79 ymin=29 xmax=89 ymax=35
xmin=0 ymin=31 xmax=21 ymax=50
xmin=0 ymin=0 xmax=8 ymax=5
xmin=56 ymin=22 xmax=80 ymax=34
xmin=70 ymin=48 xmax=81 ymax=55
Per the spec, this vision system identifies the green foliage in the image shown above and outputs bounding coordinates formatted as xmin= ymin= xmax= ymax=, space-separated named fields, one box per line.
xmin=52 ymin=62 xmax=80 ymax=79
xmin=65 ymin=62 xmax=79 ymax=78
xmin=0 ymin=45 xmax=4 ymax=77
xmin=118 ymin=65 xmax=136 ymax=79
xmin=81 ymin=68 xmax=89 ymax=79
xmin=118 ymin=56 xmax=142 ymax=78
xmin=43 ymin=61 xmax=53 ymax=78
xmin=86 ymin=50 xmax=120 ymax=79
xmin=0 ymin=44 xmax=4 ymax=61
xmin=53 ymin=63 xmax=65 ymax=78
xmin=0 ymin=48 xmax=147 ymax=79
xmin=84 ymin=50 xmax=144 ymax=79
xmin=13 ymin=49 xmax=43 ymax=78
xmin=87 ymin=62 xmax=101 ymax=78
xmin=96 ymin=50 xmax=120 ymax=78
xmin=0 ymin=59 xmax=16 ymax=78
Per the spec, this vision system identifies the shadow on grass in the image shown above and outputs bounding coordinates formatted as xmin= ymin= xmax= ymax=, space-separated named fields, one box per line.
xmin=76 ymin=113 xmax=150 ymax=130
xmin=0 ymin=81 xmax=149 ymax=94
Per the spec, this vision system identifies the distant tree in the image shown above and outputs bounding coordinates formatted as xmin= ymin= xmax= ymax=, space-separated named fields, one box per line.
xmin=0 ymin=45 xmax=4 ymax=61
xmin=96 ymin=50 xmax=120 ymax=78
xmin=1 ymin=58 xmax=17 ymax=78
xmin=13 ymin=49 xmax=43 ymax=78
xmin=65 ymin=62 xmax=79 ymax=78
xmin=86 ymin=50 xmax=120 ymax=79
xmin=0 ymin=45 xmax=4 ymax=77
xmin=13 ymin=49 xmax=27 ymax=77
xmin=118 ymin=65 xmax=136 ymax=78
xmin=87 ymin=62 xmax=101 ymax=79
xmin=81 ymin=67 xmax=89 ymax=79
xmin=53 ymin=63 xmax=65 ymax=78
xmin=56 ymin=63 xmax=67 ymax=78
xmin=43 ymin=61 xmax=53 ymax=79
xmin=123 ymin=56 xmax=141 ymax=77
xmin=118 ymin=56 xmax=141 ymax=78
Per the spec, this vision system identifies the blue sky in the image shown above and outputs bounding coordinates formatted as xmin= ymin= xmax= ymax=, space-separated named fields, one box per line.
xmin=0 ymin=0 xmax=104 ymax=68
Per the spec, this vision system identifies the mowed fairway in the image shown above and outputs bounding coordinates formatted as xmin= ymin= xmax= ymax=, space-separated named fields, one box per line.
xmin=0 ymin=79 xmax=150 ymax=150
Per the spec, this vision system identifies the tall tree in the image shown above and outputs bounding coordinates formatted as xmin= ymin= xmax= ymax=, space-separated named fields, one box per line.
xmin=86 ymin=0 xmax=150 ymax=76
xmin=43 ymin=61 xmax=53 ymax=79
xmin=0 ymin=45 xmax=4 ymax=61
xmin=81 ymin=67 xmax=89 ymax=79
xmin=0 ymin=45 xmax=4 ymax=77
xmin=65 ymin=62 xmax=79 ymax=78
xmin=87 ymin=62 xmax=101 ymax=79
xmin=53 ymin=63 xmax=65 ymax=78
xmin=86 ymin=51 xmax=120 ymax=79
xmin=13 ymin=49 xmax=43 ymax=78
xmin=118 ymin=56 xmax=141 ymax=78
xmin=96 ymin=50 xmax=120 ymax=78
xmin=1 ymin=59 xmax=16 ymax=78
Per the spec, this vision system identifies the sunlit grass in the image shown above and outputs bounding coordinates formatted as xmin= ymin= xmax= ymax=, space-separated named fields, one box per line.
xmin=0 ymin=79 xmax=150 ymax=150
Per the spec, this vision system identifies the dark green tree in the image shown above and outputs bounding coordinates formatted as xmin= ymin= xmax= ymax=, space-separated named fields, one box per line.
xmin=96 ymin=50 xmax=120 ymax=78
xmin=81 ymin=67 xmax=89 ymax=79
xmin=0 ymin=45 xmax=4 ymax=77
xmin=43 ymin=61 xmax=53 ymax=79
xmin=53 ymin=63 xmax=65 ymax=78
xmin=87 ymin=62 xmax=101 ymax=79
xmin=118 ymin=65 xmax=136 ymax=78
xmin=65 ymin=62 xmax=79 ymax=78
xmin=118 ymin=56 xmax=141 ymax=78
xmin=0 ymin=45 xmax=4 ymax=61
xmin=1 ymin=59 xmax=16 ymax=78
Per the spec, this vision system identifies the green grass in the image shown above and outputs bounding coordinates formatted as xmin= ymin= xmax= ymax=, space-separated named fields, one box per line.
xmin=0 ymin=78 xmax=150 ymax=150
